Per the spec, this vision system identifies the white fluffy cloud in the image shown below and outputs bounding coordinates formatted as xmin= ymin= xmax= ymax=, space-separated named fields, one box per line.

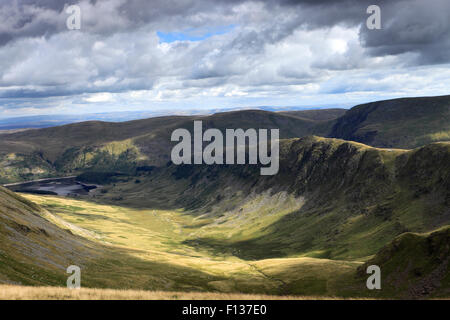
xmin=0 ymin=0 xmax=449 ymax=116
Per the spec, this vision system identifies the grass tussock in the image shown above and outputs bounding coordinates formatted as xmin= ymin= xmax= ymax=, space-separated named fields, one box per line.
xmin=0 ymin=285 xmax=356 ymax=300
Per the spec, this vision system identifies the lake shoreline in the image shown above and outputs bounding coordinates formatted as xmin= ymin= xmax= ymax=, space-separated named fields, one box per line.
xmin=3 ymin=176 xmax=99 ymax=196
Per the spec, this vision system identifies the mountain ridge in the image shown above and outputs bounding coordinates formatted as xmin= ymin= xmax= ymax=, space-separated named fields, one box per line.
xmin=330 ymin=95 xmax=450 ymax=148
xmin=84 ymin=136 xmax=450 ymax=261
xmin=1 ymin=136 xmax=449 ymax=297
xmin=0 ymin=95 xmax=449 ymax=184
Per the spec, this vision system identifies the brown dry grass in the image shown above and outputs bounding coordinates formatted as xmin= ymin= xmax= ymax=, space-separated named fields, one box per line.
xmin=0 ymin=285 xmax=347 ymax=300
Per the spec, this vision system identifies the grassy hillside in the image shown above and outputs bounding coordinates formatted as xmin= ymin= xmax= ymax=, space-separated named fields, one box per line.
xmin=0 ymin=184 xmax=362 ymax=297
xmin=0 ymin=110 xmax=327 ymax=183
xmin=0 ymin=186 xmax=100 ymax=286
xmin=356 ymin=226 xmax=450 ymax=299
xmin=281 ymin=108 xmax=347 ymax=121
xmin=0 ymin=137 xmax=448 ymax=298
xmin=0 ymin=186 xmax=269 ymax=293
xmin=330 ymin=95 xmax=450 ymax=149
xmin=0 ymin=96 xmax=449 ymax=299
xmin=0 ymin=285 xmax=348 ymax=300
xmin=0 ymin=95 xmax=449 ymax=183
xmin=0 ymin=109 xmax=329 ymax=160
xmin=20 ymin=191 xmax=362 ymax=297
xmin=83 ymin=137 xmax=450 ymax=263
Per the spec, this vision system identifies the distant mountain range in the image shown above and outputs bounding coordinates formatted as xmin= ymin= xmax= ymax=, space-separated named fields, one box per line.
xmin=0 ymin=105 xmax=347 ymax=131
xmin=0 ymin=95 xmax=448 ymax=184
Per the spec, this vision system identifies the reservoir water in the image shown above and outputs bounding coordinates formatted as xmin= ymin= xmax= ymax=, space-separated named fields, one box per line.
xmin=4 ymin=177 xmax=97 ymax=196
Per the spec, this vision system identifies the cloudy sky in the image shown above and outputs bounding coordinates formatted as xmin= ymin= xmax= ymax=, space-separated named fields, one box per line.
xmin=0 ymin=0 xmax=449 ymax=118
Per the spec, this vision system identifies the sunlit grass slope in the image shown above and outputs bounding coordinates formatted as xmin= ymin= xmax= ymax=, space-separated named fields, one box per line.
xmin=357 ymin=226 xmax=450 ymax=299
xmin=87 ymin=137 xmax=449 ymax=262
xmin=0 ymin=285 xmax=353 ymax=300
xmin=21 ymin=193 xmax=361 ymax=296
xmin=1 ymin=95 xmax=449 ymax=184
xmin=1 ymin=136 xmax=449 ymax=299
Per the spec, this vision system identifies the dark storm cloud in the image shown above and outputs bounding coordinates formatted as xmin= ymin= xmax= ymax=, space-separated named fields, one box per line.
xmin=360 ymin=0 xmax=450 ymax=64
xmin=1 ymin=0 xmax=448 ymax=64
xmin=279 ymin=0 xmax=450 ymax=64
xmin=0 ymin=0 xmax=449 ymax=111
xmin=0 ymin=0 xmax=232 ymax=46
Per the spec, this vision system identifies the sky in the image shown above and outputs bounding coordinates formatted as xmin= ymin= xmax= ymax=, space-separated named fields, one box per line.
xmin=0 ymin=0 xmax=450 ymax=118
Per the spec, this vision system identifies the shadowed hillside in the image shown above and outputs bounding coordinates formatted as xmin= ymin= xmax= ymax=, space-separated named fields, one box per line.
xmin=0 ymin=110 xmax=331 ymax=183
xmin=1 ymin=137 xmax=449 ymax=298
xmin=0 ymin=184 xmax=367 ymax=296
xmin=0 ymin=186 xmax=270 ymax=293
xmin=357 ymin=226 xmax=450 ymax=298
xmin=281 ymin=108 xmax=346 ymax=121
xmin=0 ymin=95 xmax=449 ymax=298
xmin=0 ymin=95 xmax=449 ymax=184
xmin=330 ymin=95 xmax=450 ymax=149
xmin=89 ymin=137 xmax=450 ymax=263
xmin=0 ymin=186 xmax=100 ymax=285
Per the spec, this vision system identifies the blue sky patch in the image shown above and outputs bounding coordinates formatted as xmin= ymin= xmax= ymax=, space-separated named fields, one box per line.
xmin=157 ymin=25 xmax=236 ymax=43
